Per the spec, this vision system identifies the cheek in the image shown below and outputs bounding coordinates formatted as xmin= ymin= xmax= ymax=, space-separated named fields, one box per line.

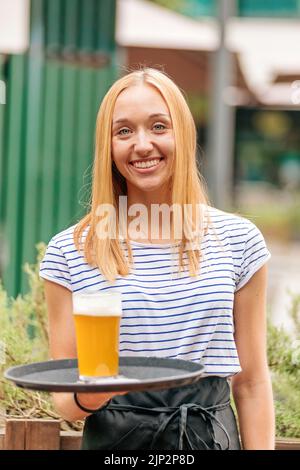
xmin=112 ymin=141 xmax=127 ymax=164
xmin=161 ymin=135 xmax=175 ymax=156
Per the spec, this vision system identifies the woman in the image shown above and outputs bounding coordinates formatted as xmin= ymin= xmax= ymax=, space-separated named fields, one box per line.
xmin=40 ymin=68 xmax=275 ymax=450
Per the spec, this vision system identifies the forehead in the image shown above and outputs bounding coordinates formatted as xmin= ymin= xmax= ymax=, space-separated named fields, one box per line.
xmin=113 ymin=84 xmax=170 ymax=117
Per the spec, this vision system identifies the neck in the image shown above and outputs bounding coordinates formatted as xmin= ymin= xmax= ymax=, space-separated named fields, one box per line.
xmin=127 ymin=186 xmax=172 ymax=210
xmin=124 ymin=185 xmax=174 ymax=243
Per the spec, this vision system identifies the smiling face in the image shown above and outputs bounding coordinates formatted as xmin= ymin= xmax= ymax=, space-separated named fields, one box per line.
xmin=111 ymin=84 xmax=175 ymax=202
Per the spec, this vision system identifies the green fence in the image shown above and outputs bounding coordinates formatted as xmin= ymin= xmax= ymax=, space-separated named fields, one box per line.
xmin=239 ymin=0 xmax=300 ymax=17
xmin=0 ymin=0 xmax=118 ymax=296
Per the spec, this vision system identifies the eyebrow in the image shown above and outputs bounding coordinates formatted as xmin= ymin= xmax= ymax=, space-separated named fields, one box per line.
xmin=112 ymin=113 xmax=171 ymax=126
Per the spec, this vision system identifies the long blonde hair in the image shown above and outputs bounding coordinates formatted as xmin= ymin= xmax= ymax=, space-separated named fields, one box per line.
xmin=74 ymin=68 xmax=210 ymax=281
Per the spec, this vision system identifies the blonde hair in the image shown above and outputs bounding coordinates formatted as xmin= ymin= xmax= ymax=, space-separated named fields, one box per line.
xmin=74 ymin=68 xmax=210 ymax=281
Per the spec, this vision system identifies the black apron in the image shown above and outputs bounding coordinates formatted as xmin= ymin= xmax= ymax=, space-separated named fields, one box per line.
xmin=81 ymin=376 xmax=241 ymax=450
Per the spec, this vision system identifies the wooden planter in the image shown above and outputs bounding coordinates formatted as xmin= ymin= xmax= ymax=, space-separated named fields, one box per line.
xmin=1 ymin=419 xmax=300 ymax=450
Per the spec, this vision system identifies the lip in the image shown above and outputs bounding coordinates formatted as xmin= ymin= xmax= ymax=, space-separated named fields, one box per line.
xmin=129 ymin=157 xmax=164 ymax=174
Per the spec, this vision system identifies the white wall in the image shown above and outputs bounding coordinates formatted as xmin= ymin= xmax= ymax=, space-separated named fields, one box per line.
xmin=0 ymin=0 xmax=30 ymax=53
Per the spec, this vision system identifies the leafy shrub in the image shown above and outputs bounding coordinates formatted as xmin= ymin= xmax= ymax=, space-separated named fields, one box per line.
xmin=267 ymin=294 xmax=300 ymax=438
xmin=0 ymin=244 xmax=82 ymax=431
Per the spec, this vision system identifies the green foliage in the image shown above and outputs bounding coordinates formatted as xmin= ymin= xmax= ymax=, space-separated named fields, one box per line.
xmin=0 ymin=244 xmax=82 ymax=430
xmin=0 ymin=245 xmax=299 ymax=437
xmin=267 ymin=295 xmax=300 ymax=438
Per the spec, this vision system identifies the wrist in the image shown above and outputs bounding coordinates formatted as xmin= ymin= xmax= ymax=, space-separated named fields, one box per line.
xmin=74 ymin=392 xmax=110 ymax=413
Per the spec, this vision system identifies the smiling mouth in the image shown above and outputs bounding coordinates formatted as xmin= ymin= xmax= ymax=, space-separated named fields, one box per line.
xmin=130 ymin=157 xmax=163 ymax=169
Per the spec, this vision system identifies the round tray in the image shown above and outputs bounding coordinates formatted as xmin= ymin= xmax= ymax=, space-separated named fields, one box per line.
xmin=4 ymin=357 xmax=205 ymax=393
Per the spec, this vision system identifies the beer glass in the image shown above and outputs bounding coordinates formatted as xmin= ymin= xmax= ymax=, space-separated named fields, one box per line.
xmin=72 ymin=291 xmax=122 ymax=382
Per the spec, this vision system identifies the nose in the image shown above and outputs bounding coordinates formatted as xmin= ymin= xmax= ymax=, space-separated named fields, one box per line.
xmin=134 ymin=129 xmax=154 ymax=156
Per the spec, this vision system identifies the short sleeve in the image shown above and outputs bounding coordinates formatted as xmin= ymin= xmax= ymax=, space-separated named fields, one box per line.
xmin=235 ymin=220 xmax=271 ymax=291
xmin=39 ymin=237 xmax=72 ymax=291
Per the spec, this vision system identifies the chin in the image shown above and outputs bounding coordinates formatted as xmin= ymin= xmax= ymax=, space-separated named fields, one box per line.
xmin=138 ymin=183 xmax=164 ymax=193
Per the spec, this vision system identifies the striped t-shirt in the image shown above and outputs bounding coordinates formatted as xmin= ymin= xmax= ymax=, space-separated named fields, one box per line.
xmin=40 ymin=205 xmax=271 ymax=377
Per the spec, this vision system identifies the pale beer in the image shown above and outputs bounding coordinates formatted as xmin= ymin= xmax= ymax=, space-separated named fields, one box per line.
xmin=72 ymin=291 xmax=122 ymax=381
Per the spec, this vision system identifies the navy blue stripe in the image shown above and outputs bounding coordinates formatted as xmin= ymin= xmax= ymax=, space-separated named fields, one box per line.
xmin=203 ymin=362 xmax=239 ymax=366
xmin=99 ymin=276 xmax=234 ymax=292
xmin=119 ymin=325 xmax=231 ymax=344
xmin=229 ymin=240 xmax=246 ymax=247
xmin=41 ymin=260 xmax=68 ymax=268
xmin=244 ymin=244 xmax=265 ymax=262
xmin=45 ymin=250 xmax=65 ymax=259
xmin=120 ymin=316 xmax=231 ymax=336
xmin=117 ymin=283 xmax=233 ymax=297
xmin=133 ymin=255 xmax=233 ymax=271
xmin=119 ymin=336 xmax=234 ymax=353
xmin=167 ymin=347 xmax=238 ymax=360
xmin=66 ymin=251 xmax=236 ymax=273
xmin=119 ymin=340 xmax=213 ymax=353
xmin=69 ymin=266 xmax=99 ymax=277
xmin=40 ymin=267 xmax=70 ymax=275
xmin=53 ymin=234 xmax=75 ymax=244
xmin=123 ymin=309 xmax=232 ymax=320
xmin=72 ymin=268 xmax=235 ymax=287
xmin=54 ymin=240 xmax=77 ymax=249
xmin=121 ymin=315 xmax=232 ymax=328
xmin=66 ymin=255 xmax=85 ymax=263
xmin=130 ymin=266 xmax=234 ymax=278
xmin=57 ymin=248 xmax=79 ymax=255
xmin=72 ymin=273 xmax=234 ymax=292
xmin=120 ymin=291 xmax=232 ymax=305
xmin=201 ymin=370 xmax=239 ymax=374
xmin=40 ymin=274 xmax=70 ymax=283
xmin=129 ymin=236 xmax=239 ymax=255
xmin=47 ymin=245 xmax=60 ymax=251
xmin=122 ymin=299 xmax=233 ymax=313
xmin=43 ymin=252 xmax=65 ymax=260
xmin=246 ymin=236 xmax=261 ymax=249
xmin=203 ymin=355 xmax=239 ymax=358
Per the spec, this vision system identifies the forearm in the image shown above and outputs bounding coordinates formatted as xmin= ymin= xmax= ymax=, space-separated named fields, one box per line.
xmin=52 ymin=392 xmax=112 ymax=422
xmin=232 ymin=379 xmax=275 ymax=450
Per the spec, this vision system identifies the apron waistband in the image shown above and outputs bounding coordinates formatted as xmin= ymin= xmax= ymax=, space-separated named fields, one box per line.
xmin=105 ymin=399 xmax=231 ymax=450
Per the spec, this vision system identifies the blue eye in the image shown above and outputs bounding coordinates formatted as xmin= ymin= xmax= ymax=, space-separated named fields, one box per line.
xmin=153 ymin=123 xmax=166 ymax=131
xmin=118 ymin=128 xmax=131 ymax=135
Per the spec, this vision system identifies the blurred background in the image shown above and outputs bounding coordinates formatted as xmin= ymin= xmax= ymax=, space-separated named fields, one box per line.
xmin=0 ymin=0 xmax=299 ymax=334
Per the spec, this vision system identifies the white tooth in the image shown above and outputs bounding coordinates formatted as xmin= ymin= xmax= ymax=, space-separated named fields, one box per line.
xmin=133 ymin=158 xmax=160 ymax=169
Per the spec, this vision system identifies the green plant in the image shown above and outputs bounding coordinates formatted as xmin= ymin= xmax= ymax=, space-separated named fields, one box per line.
xmin=0 ymin=244 xmax=82 ymax=431
xmin=267 ymin=293 xmax=300 ymax=438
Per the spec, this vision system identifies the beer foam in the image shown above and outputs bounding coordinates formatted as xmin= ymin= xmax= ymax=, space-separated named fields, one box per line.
xmin=72 ymin=292 xmax=122 ymax=317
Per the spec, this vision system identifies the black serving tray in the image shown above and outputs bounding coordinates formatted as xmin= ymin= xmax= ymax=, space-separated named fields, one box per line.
xmin=4 ymin=356 xmax=205 ymax=393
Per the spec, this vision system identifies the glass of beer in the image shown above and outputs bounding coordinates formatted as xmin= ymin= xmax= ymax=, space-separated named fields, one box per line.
xmin=72 ymin=291 xmax=122 ymax=382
